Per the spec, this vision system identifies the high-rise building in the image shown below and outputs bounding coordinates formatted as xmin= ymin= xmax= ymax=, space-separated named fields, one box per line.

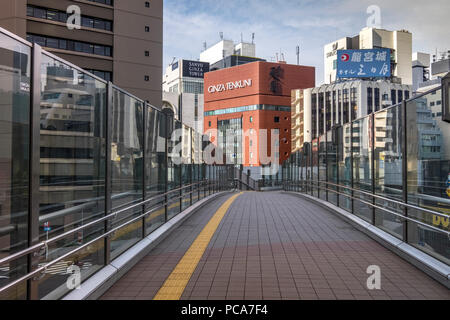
xmin=0 ymin=0 xmax=162 ymax=106
xmin=200 ymin=39 xmax=256 ymax=66
xmin=324 ymin=27 xmax=412 ymax=85
xmin=162 ymin=59 xmax=210 ymax=133
xmin=204 ymin=61 xmax=315 ymax=170
xmin=291 ymin=80 xmax=411 ymax=153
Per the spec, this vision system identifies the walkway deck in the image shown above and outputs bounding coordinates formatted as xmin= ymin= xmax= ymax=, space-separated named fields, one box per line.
xmin=100 ymin=192 xmax=450 ymax=300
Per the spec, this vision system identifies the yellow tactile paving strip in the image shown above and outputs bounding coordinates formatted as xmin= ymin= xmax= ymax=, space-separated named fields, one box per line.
xmin=153 ymin=192 xmax=243 ymax=300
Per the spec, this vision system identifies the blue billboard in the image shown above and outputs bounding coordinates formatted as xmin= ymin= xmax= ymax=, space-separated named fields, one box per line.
xmin=336 ymin=48 xmax=391 ymax=79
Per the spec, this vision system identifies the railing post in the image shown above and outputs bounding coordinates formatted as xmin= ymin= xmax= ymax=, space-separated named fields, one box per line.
xmin=190 ymin=129 xmax=193 ymax=206
xmin=28 ymin=43 xmax=42 ymax=300
xmin=401 ymin=100 xmax=408 ymax=241
xmin=104 ymin=81 xmax=113 ymax=266
xmin=164 ymin=115 xmax=168 ymax=222
xmin=142 ymin=103 xmax=147 ymax=238
xmin=350 ymin=121 xmax=354 ymax=214
xmin=371 ymin=112 xmax=376 ymax=225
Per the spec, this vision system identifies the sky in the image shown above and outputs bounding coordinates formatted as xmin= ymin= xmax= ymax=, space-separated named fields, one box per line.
xmin=163 ymin=0 xmax=450 ymax=85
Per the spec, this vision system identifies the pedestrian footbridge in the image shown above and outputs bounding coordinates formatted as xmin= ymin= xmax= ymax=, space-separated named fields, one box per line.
xmin=0 ymin=26 xmax=449 ymax=300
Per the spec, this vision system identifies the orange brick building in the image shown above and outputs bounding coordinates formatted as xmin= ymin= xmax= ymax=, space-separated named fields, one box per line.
xmin=204 ymin=61 xmax=315 ymax=166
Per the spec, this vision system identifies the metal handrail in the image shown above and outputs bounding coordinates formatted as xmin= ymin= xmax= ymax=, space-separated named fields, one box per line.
xmin=0 ymin=180 xmax=210 ymax=267
xmin=284 ymin=181 xmax=450 ymax=237
xmin=0 ymin=179 xmax=226 ymax=294
xmin=307 ymin=180 xmax=450 ymax=220
xmin=294 ymin=181 xmax=450 ymax=237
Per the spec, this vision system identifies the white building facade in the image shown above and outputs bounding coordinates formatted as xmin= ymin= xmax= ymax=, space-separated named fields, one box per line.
xmin=292 ymin=80 xmax=411 ymax=151
xmin=200 ymin=39 xmax=256 ymax=65
xmin=162 ymin=59 xmax=209 ymax=132
xmin=324 ymin=27 xmax=412 ymax=85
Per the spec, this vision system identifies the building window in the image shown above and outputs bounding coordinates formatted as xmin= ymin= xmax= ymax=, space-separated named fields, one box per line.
xmin=144 ymin=75 xmax=149 ymax=81
xmin=437 ymin=100 xmax=442 ymax=105
xmin=27 ymin=34 xmax=112 ymax=57
xmin=405 ymin=91 xmax=410 ymax=100
xmin=145 ymin=51 xmax=150 ymax=57
xmin=27 ymin=5 xmax=113 ymax=31
xmin=391 ymin=89 xmax=397 ymax=105
xmin=249 ymin=116 xmax=253 ymax=123
xmin=367 ymin=87 xmax=373 ymax=114
xmin=274 ymin=116 xmax=280 ymax=123
xmin=145 ymin=1 xmax=150 ymax=7
xmin=249 ymin=140 xmax=253 ymax=147
xmin=374 ymin=88 xmax=380 ymax=111
xmin=398 ymin=90 xmax=403 ymax=103
xmin=208 ymin=121 xmax=211 ymax=127
xmin=430 ymin=102 xmax=435 ymax=106
xmin=88 ymin=0 xmax=113 ymax=5
xmin=145 ymin=26 xmax=150 ymax=32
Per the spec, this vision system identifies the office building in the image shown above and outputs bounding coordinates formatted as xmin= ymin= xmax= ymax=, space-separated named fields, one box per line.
xmin=324 ymin=27 xmax=412 ymax=85
xmin=200 ymin=39 xmax=256 ymax=66
xmin=162 ymin=59 xmax=210 ymax=132
xmin=412 ymin=52 xmax=431 ymax=93
xmin=204 ymin=61 xmax=315 ymax=168
xmin=0 ymin=0 xmax=162 ymax=106
xmin=291 ymin=80 xmax=411 ymax=152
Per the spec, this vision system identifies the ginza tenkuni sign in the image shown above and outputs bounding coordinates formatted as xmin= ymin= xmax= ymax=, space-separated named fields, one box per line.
xmin=208 ymin=79 xmax=252 ymax=93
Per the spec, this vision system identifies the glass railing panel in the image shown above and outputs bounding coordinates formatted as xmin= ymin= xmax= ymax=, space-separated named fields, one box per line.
xmin=311 ymin=138 xmax=319 ymax=197
xmin=374 ymin=105 xmax=404 ymax=239
xmin=0 ymin=32 xmax=31 ymax=300
xmin=167 ymin=120 xmax=181 ymax=220
xmin=327 ymin=131 xmax=338 ymax=206
xmin=406 ymin=88 xmax=450 ymax=264
xmin=319 ymin=135 xmax=327 ymax=201
xmin=144 ymin=107 xmax=166 ymax=235
xmin=352 ymin=116 xmax=373 ymax=222
xmin=339 ymin=123 xmax=352 ymax=212
xmin=109 ymin=88 xmax=144 ymax=260
xmin=38 ymin=53 xmax=107 ymax=299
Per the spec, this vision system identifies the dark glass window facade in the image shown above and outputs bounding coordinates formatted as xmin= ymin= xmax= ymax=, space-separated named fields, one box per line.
xmin=27 ymin=5 xmax=113 ymax=31
xmin=27 ymin=34 xmax=112 ymax=57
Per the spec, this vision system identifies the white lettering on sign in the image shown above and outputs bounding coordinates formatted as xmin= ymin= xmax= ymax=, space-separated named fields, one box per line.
xmin=208 ymin=79 xmax=252 ymax=93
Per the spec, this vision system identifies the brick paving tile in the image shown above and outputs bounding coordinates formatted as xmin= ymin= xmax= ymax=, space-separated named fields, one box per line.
xmin=100 ymin=192 xmax=450 ymax=301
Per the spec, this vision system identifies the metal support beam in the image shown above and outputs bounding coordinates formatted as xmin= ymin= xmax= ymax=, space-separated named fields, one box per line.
xmin=28 ymin=43 xmax=42 ymax=300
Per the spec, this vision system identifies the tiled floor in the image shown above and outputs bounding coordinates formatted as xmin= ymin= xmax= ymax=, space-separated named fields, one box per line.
xmin=100 ymin=192 xmax=450 ymax=300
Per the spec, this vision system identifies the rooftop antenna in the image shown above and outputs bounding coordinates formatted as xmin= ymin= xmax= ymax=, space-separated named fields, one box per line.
xmin=203 ymin=42 xmax=207 ymax=51
xmin=276 ymin=52 xmax=279 ymax=62
xmin=296 ymin=45 xmax=300 ymax=65
xmin=281 ymin=52 xmax=285 ymax=62
xmin=252 ymin=33 xmax=255 ymax=44
xmin=241 ymin=32 xmax=243 ymax=43
xmin=219 ymin=32 xmax=223 ymax=40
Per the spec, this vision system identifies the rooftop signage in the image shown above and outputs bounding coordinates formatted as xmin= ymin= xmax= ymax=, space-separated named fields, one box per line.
xmin=207 ymin=79 xmax=252 ymax=93
xmin=337 ymin=48 xmax=391 ymax=79
xmin=182 ymin=60 xmax=209 ymax=78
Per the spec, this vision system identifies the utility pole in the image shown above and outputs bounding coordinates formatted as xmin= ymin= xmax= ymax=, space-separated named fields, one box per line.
xmin=296 ymin=45 xmax=300 ymax=65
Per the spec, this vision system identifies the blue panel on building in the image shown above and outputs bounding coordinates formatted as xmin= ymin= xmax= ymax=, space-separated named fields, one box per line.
xmin=336 ymin=48 xmax=391 ymax=79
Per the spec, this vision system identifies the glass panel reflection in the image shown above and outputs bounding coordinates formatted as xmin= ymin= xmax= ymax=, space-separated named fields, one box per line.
xmin=109 ymin=88 xmax=143 ymax=260
xmin=38 ymin=54 xmax=106 ymax=299
xmin=352 ymin=116 xmax=373 ymax=222
xmin=406 ymin=89 xmax=450 ymax=264
xmin=374 ymin=106 xmax=404 ymax=239
xmin=0 ymin=33 xmax=30 ymax=300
